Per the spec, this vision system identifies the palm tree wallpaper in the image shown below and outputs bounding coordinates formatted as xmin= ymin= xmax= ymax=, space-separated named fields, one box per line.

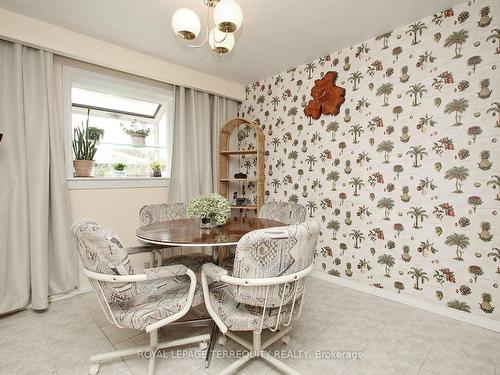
xmin=238 ymin=0 xmax=499 ymax=321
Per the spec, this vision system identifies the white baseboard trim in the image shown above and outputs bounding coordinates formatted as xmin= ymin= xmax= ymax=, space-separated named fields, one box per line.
xmin=311 ymin=270 xmax=500 ymax=333
xmin=48 ymin=287 xmax=93 ymax=303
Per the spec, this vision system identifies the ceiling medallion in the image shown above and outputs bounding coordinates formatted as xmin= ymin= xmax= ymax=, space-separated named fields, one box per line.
xmin=171 ymin=0 xmax=243 ymax=55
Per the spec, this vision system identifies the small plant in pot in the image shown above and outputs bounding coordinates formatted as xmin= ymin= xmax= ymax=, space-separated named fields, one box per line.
xmin=187 ymin=193 xmax=230 ymax=229
xmin=151 ymin=162 xmax=163 ymax=177
xmin=121 ymin=120 xmax=151 ymax=146
xmin=72 ymin=114 xmax=97 ymax=177
xmin=113 ymin=162 xmax=127 ymax=177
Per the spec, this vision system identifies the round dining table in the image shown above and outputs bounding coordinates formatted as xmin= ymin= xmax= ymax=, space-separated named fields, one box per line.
xmin=135 ymin=216 xmax=284 ymax=368
xmin=135 ymin=216 xmax=284 ymax=248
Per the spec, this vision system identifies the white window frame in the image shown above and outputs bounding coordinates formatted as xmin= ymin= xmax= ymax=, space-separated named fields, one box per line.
xmin=62 ymin=65 xmax=174 ymax=190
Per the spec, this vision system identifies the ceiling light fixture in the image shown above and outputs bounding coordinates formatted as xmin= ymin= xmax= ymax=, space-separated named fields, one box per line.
xmin=171 ymin=0 xmax=243 ymax=55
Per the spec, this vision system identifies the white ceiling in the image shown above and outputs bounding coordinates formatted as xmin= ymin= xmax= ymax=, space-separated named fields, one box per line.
xmin=0 ymin=0 xmax=465 ymax=85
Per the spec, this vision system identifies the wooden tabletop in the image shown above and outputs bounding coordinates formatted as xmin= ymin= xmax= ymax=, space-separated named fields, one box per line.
xmin=135 ymin=217 xmax=284 ymax=247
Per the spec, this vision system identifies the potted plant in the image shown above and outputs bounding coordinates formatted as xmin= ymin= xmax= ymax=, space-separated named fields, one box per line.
xmin=88 ymin=126 xmax=104 ymax=142
xmin=187 ymin=193 xmax=230 ymax=229
xmin=121 ymin=120 xmax=151 ymax=146
xmin=151 ymin=162 xmax=162 ymax=177
xmin=113 ymin=162 xmax=127 ymax=177
xmin=72 ymin=115 xmax=97 ymax=177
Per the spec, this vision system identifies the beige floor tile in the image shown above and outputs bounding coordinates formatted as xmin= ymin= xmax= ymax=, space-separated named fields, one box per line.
xmin=1 ymin=277 xmax=499 ymax=375
xmin=367 ymin=325 xmax=433 ymax=368
xmin=422 ymin=345 xmax=496 ymax=375
xmin=273 ymin=343 xmax=346 ymax=375
xmin=342 ymin=347 xmax=420 ymax=375
xmin=101 ymin=323 xmax=143 ymax=345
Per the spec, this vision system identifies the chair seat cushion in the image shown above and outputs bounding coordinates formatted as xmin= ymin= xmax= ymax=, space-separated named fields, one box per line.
xmin=162 ymin=253 xmax=213 ymax=273
xmin=110 ymin=275 xmax=203 ymax=330
xmin=208 ymin=282 xmax=301 ymax=331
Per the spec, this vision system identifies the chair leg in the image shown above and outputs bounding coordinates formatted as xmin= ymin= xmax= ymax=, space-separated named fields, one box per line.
xmin=88 ymin=332 xmax=210 ymax=374
xmin=148 ymin=329 xmax=158 ymax=375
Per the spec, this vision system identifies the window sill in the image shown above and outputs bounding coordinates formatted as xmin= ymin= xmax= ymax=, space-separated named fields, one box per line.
xmin=67 ymin=177 xmax=170 ymax=190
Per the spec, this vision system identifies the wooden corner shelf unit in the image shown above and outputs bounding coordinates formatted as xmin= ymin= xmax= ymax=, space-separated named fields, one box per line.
xmin=219 ymin=118 xmax=264 ymax=214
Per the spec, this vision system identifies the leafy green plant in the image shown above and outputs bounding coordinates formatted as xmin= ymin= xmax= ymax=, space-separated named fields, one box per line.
xmin=87 ymin=126 xmax=104 ymax=141
xmin=187 ymin=193 xmax=230 ymax=226
xmin=151 ymin=162 xmax=162 ymax=173
xmin=72 ymin=110 xmax=97 ymax=160
xmin=113 ymin=163 xmax=126 ymax=171
xmin=151 ymin=162 xmax=162 ymax=177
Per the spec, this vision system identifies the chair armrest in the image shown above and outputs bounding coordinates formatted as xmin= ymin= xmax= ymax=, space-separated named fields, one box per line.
xmin=144 ymin=264 xmax=188 ymax=280
xmin=202 ymin=263 xmax=228 ymax=282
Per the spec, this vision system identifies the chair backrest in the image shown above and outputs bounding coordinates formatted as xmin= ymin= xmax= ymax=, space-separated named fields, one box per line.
xmin=139 ymin=203 xmax=187 ymax=226
xmin=71 ymin=219 xmax=137 ymax=304
xmin=232 ymin=221 xmax=320 ymax=308
xmin=259 ymin=201 xmax=307 ymax=225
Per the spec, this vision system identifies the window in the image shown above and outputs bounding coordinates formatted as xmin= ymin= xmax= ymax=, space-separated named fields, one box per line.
xmin=63 ymin=66 xmax=174 ymax=188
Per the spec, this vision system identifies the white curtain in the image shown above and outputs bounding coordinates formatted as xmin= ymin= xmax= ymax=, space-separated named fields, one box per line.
xmin=168 ymin=86 xmax=239 ymax=202
xmin=0 ymin=40 xmax=77 ymax=314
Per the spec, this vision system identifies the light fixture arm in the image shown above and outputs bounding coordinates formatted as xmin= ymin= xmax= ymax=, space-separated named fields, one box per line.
xmin=185 ymin=2 xmax=228 ymax=49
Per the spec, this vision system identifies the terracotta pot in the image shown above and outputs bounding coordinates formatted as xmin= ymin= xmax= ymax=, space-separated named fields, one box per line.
xmin=73 ymin=160 xmax=95 ymax=177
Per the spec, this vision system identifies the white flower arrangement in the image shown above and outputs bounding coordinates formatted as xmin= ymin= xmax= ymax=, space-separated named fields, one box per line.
xmin=187 ymin=193 xmax=231 ymax=226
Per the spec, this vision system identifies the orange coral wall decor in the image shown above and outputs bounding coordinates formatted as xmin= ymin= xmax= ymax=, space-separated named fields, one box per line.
xmin=304 ymin=71 xmax=346 ymax=120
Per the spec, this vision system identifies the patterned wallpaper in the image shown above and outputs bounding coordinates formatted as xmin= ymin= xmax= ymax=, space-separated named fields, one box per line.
xmin=238 ymin=0 xmax=500 ymax=321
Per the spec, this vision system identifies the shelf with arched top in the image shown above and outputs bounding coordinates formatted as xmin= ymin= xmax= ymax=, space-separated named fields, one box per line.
xmin=219 ymin=118 xmax=264 ymax=214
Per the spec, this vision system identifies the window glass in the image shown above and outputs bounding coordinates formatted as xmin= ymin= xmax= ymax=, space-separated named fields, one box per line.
xmin=68 ymin=68 xmax=173 ymax=179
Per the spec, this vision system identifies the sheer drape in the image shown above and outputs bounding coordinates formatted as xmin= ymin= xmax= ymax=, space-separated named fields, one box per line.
xmin=0 ymin=40 xmax=77 ymax=314
xmin=168 ymin=86 xmax=239 ymax=202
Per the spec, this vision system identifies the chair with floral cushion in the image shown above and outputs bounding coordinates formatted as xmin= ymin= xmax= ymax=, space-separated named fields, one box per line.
xmin=201 ymin=221 xmax=320 ymax=375
xmin=133 ymin=203 xmax=213 ymax=273
xmin=221 ymin=201 xmax=307 ymax=271
xmin=72 ymin=219 xmax=210 ymax=375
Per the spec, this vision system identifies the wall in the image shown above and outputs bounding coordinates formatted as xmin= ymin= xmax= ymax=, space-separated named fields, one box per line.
xmin=70 ymin=187 xmax=168 ymax=289
xmin=0 ymin=7 xmax=243 ymax=100
xmin=239 ymin=0 xmax=500 ymax=325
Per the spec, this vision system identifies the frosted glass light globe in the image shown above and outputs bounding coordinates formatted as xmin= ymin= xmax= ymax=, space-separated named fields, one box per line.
xmin=208 ymin=28 xmax=235 ymax=54
xmin=171 ymin=8 xmax=201 ymax=40
xmin=214 ymin=0 xmax=243 ymax=33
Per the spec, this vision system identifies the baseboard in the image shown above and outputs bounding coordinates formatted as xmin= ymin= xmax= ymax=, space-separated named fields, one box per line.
xmin=311 ymin=270 xmax=500 ymax=333
xmin=48 ymin=286 xmax=93 ymax=303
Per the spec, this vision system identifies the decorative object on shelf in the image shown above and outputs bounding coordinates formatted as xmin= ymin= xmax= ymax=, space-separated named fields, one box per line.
xmin=304 ymin=71 xmax=346 ymax=120
xmin=151 ymin=162 xmax=162 ymax=177
xmin=87 ymin=126 xmax=104 ymax=142
xmin=72 ymin=111 xmax=97 ymax=177
xmin=232 ymin=192 xmax=238 ymax=205
xmin=236 ymin=198 xmax=246 ymax=206
xmin=113 ymin=162 xmax=126 ymax=177
xmin=219 ymin=118 xmax=264 ymax=214
xmin=234 ymin=172 xmax=247 ymax=179
xmin=171 ymin=0 xmax=242 ymax=55
xmin=121 ymin=120 xmax=151 ymax=146
xmin=187 ymin=193 xmax=231 ymax=229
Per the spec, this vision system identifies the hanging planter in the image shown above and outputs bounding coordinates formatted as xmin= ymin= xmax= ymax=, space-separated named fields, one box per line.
xmin=121 ymin=120 xmax=151 ymax=146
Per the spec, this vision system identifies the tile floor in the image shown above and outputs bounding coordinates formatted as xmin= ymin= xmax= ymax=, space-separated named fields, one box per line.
xmin=1 ymin=277 xmax=498 ymax=375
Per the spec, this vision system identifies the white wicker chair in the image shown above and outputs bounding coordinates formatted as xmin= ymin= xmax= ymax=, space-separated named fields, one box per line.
xmin=221 ymin=201 xmax=307 ymax=271
xmin=72 ymin=219 xmax=210 ymax=375
xmin=201 ymin=221 xmax=320 ymax=375
xmin=135 ymin=203 xmax=213 ymax=272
